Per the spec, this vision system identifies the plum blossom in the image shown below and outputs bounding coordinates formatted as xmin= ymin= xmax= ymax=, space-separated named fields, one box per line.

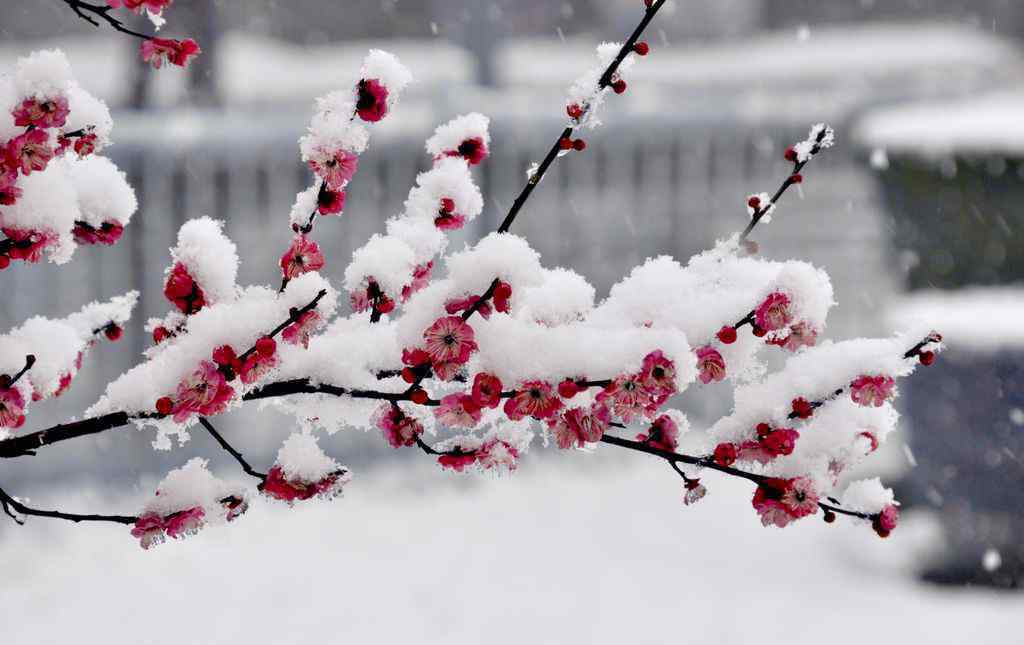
xmin=317 ymin=186 xmax=346 ymax=215
xmin=72 ymin=221 xmax=124 ymax=246
xmin=695 ymin=345 xmax=726 ymax=384
xmin=434 ymin=197 xmax=466 ymax=231
xmin=1 ymin=228 xmax=57 ymax=263
xmin=108 ymin=0 xmax=173 ymax=14
xmin=130 ymin=513 xmax=166 ymax=550
xmin=434 ymin=393 xmax=482 ymax=428
xmin=355 ymin=78 xmax=389 ymax=122
xmin=492 ymin=281 xmax=512 ymax=314
xmin=261 ymin=466 xmax=348 ymax=504
xmin=471 ymin=372 xmax=503 ymax=409
xmin=635 ymin=413 xmax=679 ymax=452
xmin=873 ymin=504 xmax=899 ymax=537
xmin=423 ymin=316 xmax=477 ymax=365
xmin=374 ymin=403 xmax=423 ymax=448
xmin=170 ymin=360 xmax=235 ymax=423
xmin=6 ymin=130 xmax=53 ymax=175
xmin=163 ymin=262 xmax=205 ymax=314
xmin=72 ymin=132 xmax=98 ymax=157
xmin=683 ymin=480 xmax=707 ymax=506
xmin=164 ymin=506 xmax=205 ymax=539
xmin=280 ymin=235 xmax=325 ymax=280
xmin=850 ymin=375 xmax=895 ymax=407
xmin=282 ymin=310 xmax=322 ymax=348
xmin=770 ymin=320 xmax=818 ymax=352
xmin=597 ymin=374 xmax=651 ymax=423
xmin=0 ymin=170 xmax=22 ymax=206
xmin=550 ymin=402 xmax=609 ymax=449
xmin=140 ymin=37 xmax=201 ymax=69
xmin=12 ymin=95 xmax=69 ymax=129
xmin=754 ymin=291 xmax=793 ymax=332
xmin=308 ymin=148 xmax=359 ymax=190
xmin=0 ymin=386 xmax=27 ymax=429
xmin=475 ymin=438 xmax=520 ymax=472
xmin=401 ymin=262 xmax=433 ymax=302
xmin=445 ymin=294 xmax=492 ymax=319
xmin=504 ymin=380 xmax=562 ymax=421
xmin=752 ymin=477 xmax=819 ymax=528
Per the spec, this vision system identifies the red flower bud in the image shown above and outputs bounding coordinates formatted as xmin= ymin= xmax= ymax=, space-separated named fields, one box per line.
xmin=716 ymin=325 xmax=737 ymax=344
xmin=401 ymin=367 xmax=417 ymax=383
xmin=440 ymin=197 xmax=455 ymax=213
xmin=633 ymin=41 xmax=650 ymax=56
xmin=256 ymin=336 xmax=276 ymax=357
xmin=153 ymin=326 xmax=171 ymax=344
xmin=572 ymin=139 xmax=586 ymax=151
xmin=566 ymin=103 xmax=584 ymax=120
xmin=104 ymin=323 xmax=123 ymax=342
xmin=919 ymin=350 xmax=935 ymax=366
xmin=790 ymin=173 xmax=803 ymax=184
xmin=155 ymin=397 xmax=174 ymax=416
xmin=784 ymin=146 xmax=797 ymax=162
xmin=713 ymin=442 xmax=737 ymax=467
xmin=611 ymin=79 xmax=627 ymax=94
xmin=755 ymin=422 xmax=772 ymax=438
xmin=557 ymin=378 xmax=580 ymax=399
xmin=747 ymin=196 xmax=761 ymax=209
xmin=752 ymin=325 xmax=767 ymax=338
xmin=558 ymin=137 xmax=573 ymax=150
xmin=0 ymin=255 xmax=9 ymax=270
xmin=410 ymin=389 xmax=429 ymax=405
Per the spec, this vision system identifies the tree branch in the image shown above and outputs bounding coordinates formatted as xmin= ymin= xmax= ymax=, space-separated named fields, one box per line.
xmin=0 ymin=483 xmax=137 ymax=525
xmin=198 ymin=417 xmax=266 ymax=480
xmin=60 ymin=0 xmax=154 ymax=41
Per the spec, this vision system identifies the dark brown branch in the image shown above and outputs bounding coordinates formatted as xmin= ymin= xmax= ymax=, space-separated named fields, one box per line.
xmin=236 ymin=289 xmax=327 ymax=364
xmin=198 ymin=417 xmax=266 ymax=480
xmin=739 ymin=126 xmax=831 ymax=242
xmin=495 ymin=0 xmax=666 ymax=234
xmin=0 ymin=484 xmax=137 ymax=525
xmin=61 ymin=0 xmax=154 ymax=41
xmin=1 ymin=355 xmax=36 ymax=388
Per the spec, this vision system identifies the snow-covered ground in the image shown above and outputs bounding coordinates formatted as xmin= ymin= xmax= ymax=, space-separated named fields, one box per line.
xmin=1 ymin=460 xmax=1019 ymax=644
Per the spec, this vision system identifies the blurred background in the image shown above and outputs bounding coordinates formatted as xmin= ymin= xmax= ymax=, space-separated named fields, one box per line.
xmin=2 ymin=1 xmax=1023 ymax=642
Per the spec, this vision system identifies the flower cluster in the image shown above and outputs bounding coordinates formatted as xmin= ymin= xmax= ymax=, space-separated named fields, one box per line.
xmin=261 ymin=432 xmax=350 ymax=504
xmin=752 ymin=477 xmax=820 ymax=528
xmin=1 ymin=50 xmax=132 ymax=266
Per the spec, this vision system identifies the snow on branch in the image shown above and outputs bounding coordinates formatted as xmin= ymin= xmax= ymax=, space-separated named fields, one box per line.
xmin=0 ymin=0 xmax=943 ymax=549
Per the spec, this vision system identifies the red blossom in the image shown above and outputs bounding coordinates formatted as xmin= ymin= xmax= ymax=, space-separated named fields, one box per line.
xmin=713 ymin=442 xmax=737 ymax=467
xmin=6 ymin=129 xmax=53 ymax=175
xmin=355 ymin=78 xmax=389 ymax=122
xmin=140 ymin=37 xmax=201 ymax=69
xmin=282 ymin=310 xmax=322 ymax=348
xmin=261 ymin=465 xmax=346 ymax=503
xmin=12 ymin=95 xmax=69 ymax=129
xmin=850 ymin=375 xmax=895 ymax=408
xmin=401 ymin=262 xmax=433 ymax=302
xmin=492 ymin=280 xmax=512 ymax=313
xmin=423 ymin=316 xmax=477 ymax=365
xmin=873 ymin=504 xmax=899 ymax=537
xmin=755 ymin=291 xmax=793 ymax=332
xmin=504 ymin=380 xmax=563 ymax=421
xmin=471 ymin=372 xmax=503 ymax=409
xmin=444 ymin=136 xmax=488 ymax=165
xmin=317 ymin=186 xmax=346 ymax=215
xmin=309 ymin=148 xmax=359 ymax=190
xmin=170 ymin=360 xmax=235 ymax=422
xmin=695 ymin=345 xmax=726 ymax=384
xmin=73 ymin=221 xmax=123 ymax=246
xmin=163 ymin=262 xmax=206 ymax=314
xmin=550 ymin=402 xmax=610 ymax=449
xmin=373 ymin=404 xmax=423 ymax=448
xmin=0 ymin=386 xmax=27 ymax=429
xmin=2 ymin=227 xmax=57 ymax=263
xmin=635 ymin=413 xmax=680 ymax=452
xmin=791 ymin=397 xmax=814 ymax=419
xmin=445 ymin=294 xmax=492 ymax=319
xmin=434 ymin=393 xmax=482 ymax=428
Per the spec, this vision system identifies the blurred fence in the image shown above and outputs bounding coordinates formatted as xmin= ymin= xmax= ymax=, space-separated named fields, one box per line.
xmin=1 ymin=111 xmax=897 ymax=487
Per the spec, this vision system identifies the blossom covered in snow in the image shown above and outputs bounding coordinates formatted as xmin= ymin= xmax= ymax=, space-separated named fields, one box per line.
xmin=140 ymin=38 xmax=201 ymax=69
xmin=849 ymin=375 xmax=895 ymax=407
xmin=261 ymin=433 xmax=350 ymax=504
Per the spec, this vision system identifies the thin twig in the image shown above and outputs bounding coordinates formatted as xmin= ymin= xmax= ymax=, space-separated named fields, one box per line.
xmin=61 ymin=0 xmax=154 ymax=40
xmin=198 ymin=417 xmax=266 ymax=480
xmin=0 ymin=484 xmax=137 ymax=525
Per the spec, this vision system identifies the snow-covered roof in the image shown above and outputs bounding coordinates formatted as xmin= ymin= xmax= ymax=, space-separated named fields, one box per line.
xmin=856 ymin=91 xmax=1024 ymax=157
xmin=887 ymin=288 xmax=1024 ymax=353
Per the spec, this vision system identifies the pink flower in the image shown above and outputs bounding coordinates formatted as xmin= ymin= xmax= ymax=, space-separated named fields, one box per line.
xmin=434 ymin=393 xmax=482 ymax=428
xmin=401 ymin=262 xmax=433 ymax=302
xmin=640 ymin=350 xmax=677 ymax=403
xmin=0 ymin=169 xmax=22 ymax=206
xmin=12 ymin=95 xmax=69 ymax=129
xmin=695 ymin=346 xmax=726 ymax=384
xmin=130 ymin=513 xmax=165 ymax=550
xmin=2 ymin=227 xmax=57 ymax=263
xmin=761 ymin=427 xmax=799 ymax=458
xmin=754 ymin=291 xmax=793 ymax=332
xmin=308 ymin=148 xmax=359 ymax=190
xmin=0 ymin=386 xmax=27 ymax=429
xmin=434 ymin=198 xmax=467 ymax=231
xmin=280 ymin=235 xmax=325 ymax=280
xmin=471 ymin=372 xmax=503 ymax=409
xmin=437 ymin=447 xmax=479 ymax=472
xmin=780 ymin=477 xmax=819 ymax=518
xmin=282 ymin=310 xmax=322 ymax=348
xmin=164 ymin=506 xmax=205 ymax=539
xmin=683 ymin=480 xmax=707 ymax=506
xmin=476 ymin=438 xmax=519 ymax=471
xmin=596 ymin=374 xmax=652 ymax=423
xmin=492 ymin=281 xmax=512 ymax=314
xmin=550 ymin=402 xmax=609 ymax=449
xmin=317 ymin=187 xmax=346 ymax=215
xmin=850 ymin=375 xmax=895 ymax=407
xmin=635 ymin=413 xmax=679 ymax=452
xmin=222 ymin=495 xmax=248 ymax=522
xmin=7 ymin=130 xmax=53 ymax=175
xmin=444 ymin=136 xmax=488 ymax=165
xmin=874 ymin=504 xmax=899 ymax=537
xmin=72 ymin=132 xmax=98 ymax=157
xmin=423 ymin=316 xmax=477 ymax=364
xmin=350 ymin=279 xmax=394 ymax=315
xmin=445 ymin=295 xmax=491 ymax=319
xmin=775 ymin=321 xmax=818 ymax=352
xmin=239 ymin=351 xmax=277 ymax=385
xmin=163 ymin=262 xmax=205 ymax=314
xmin=140 ymin=37 xmax=201 ymax=69
xmin=261 ymin=465 xmax=346 ymax=503
xmin=73 ymin=221 xmax=123 ymax=246
xmin=373 ymin=403 xmax=423 ymax=448
xmin=504 ymin=380 xmax=563 ymax=421
xmin=355 ymin=78 xmax=389 ymax=122
xmin=431 ymin=360 xmax=462 ymax=382
xmin=170 ymin=360 xmax=235 ymax=422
